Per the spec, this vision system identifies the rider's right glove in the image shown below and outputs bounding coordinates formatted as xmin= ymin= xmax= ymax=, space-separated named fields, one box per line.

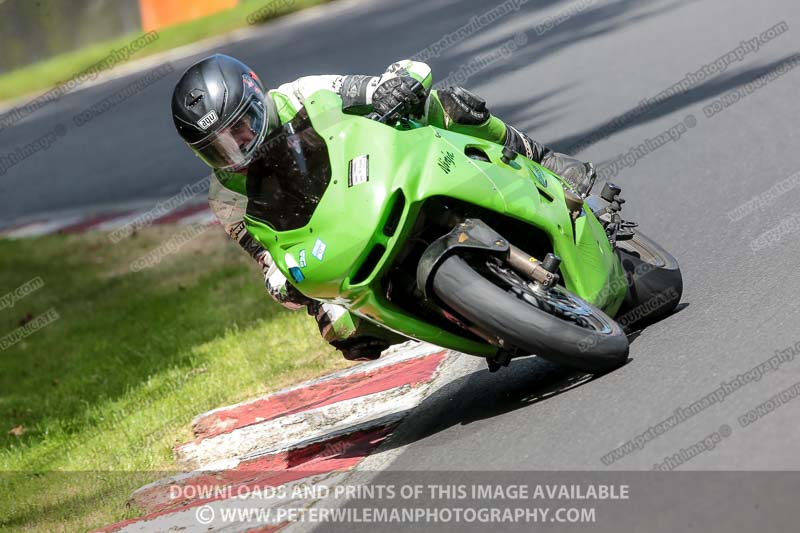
xmin=372 ymin=75 xmax=426 ymax=122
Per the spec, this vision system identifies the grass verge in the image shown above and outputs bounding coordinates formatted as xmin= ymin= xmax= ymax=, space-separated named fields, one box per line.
xmin=0 ymin=0 xmax=333 ymax=102
xmin=0 ymin=225 xmax=351 ymax=531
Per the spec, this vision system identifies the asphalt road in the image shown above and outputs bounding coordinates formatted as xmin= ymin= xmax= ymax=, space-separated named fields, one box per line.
xmin=4 ymin=0 xmax=800 ymax=494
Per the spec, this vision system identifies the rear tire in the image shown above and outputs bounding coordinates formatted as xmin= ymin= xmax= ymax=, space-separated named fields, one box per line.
xmin=615 ymin=231 xmax=683 ymax=331
xmin=431 ymin=255 xmax=629 ymax=372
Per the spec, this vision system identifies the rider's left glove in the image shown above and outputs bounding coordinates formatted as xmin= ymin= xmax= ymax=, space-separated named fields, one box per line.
xmin=259 ymin=251 xmax=310 ymax=310
xmin=372 ymin=75 xmax=427 ymax=122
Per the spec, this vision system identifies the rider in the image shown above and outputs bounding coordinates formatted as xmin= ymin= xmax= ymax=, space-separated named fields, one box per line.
xmin=171 ymin=54 xmax=597 ymax=361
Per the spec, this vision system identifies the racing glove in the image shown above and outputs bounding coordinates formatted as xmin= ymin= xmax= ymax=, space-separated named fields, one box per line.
xmin=372 ymin=75 xmax=426 ymax=122
xmin=258 ymin=251 xmax=310 ymax=310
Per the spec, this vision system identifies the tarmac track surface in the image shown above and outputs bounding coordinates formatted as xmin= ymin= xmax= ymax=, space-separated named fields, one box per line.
xmin=3 ymin=0 xmax=800 ymax=515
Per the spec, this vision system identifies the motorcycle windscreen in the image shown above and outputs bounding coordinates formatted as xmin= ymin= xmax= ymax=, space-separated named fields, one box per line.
xmin=208 ymin=170 xmax=248 ymax=228
xmin=245 ymin=108 xmax=332 ymax=231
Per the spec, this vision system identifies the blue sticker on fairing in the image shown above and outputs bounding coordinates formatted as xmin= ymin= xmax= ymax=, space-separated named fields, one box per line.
xmin=289 ymin=267 xmax=305 ymax=283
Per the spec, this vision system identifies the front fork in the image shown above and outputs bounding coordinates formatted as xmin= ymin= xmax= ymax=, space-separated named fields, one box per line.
xmin=584 ymin=182 xmax=638 ymax=247
xmin=416 ymin=218 xmax=563 ymax=299
xmin=415 ymin=218 xmax=567 ymax=372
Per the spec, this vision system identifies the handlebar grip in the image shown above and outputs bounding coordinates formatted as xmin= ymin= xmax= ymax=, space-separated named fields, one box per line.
xmin=375 ymin=79 xmax=426 ymax=124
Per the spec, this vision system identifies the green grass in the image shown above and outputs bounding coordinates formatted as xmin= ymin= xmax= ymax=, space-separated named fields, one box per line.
xmin=0 ymin=0 xmax=333 ymax=101
xmin=0 ymin=226 xmax=351 ymax=531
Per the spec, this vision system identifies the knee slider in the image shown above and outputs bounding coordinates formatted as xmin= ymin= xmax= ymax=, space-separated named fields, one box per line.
xmin=438 ymin=86 xmax=490 ymax=125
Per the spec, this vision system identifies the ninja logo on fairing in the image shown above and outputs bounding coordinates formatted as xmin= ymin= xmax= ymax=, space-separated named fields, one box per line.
xmin=438 ymin=151 xmax=456 ymax=174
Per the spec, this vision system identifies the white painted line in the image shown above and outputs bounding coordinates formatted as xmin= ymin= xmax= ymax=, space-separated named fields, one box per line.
xmin=1 ymin=215 xmax=86 ymax=238
xmin=0 ymin=197 xmax=178 ymax=232
xmin=107 ymin=348 xmax=460 ymax=532
xmin=282 ymin=352 xmax=480 ymax=533
xmin=0 ymin=197 xmax=213 ymax=238
xmin=106 ymin=471 xmax=351 ymax=533
xmin=92 ymin=209 xmax=154 ymax=232
xmin=175 ymin=209 xmax=215 ymax=226
xmin=176 ymin=381 xmax=436 ymax=470
xmin=189 ymin=342 xmax=442 ymax=431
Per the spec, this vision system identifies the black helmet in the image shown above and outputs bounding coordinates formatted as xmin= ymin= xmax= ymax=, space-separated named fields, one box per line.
xmin=172 ymin=54 xmax=272 ymax=170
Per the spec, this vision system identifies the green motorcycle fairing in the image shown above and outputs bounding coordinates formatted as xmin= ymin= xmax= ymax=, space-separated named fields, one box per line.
xmin=244 ymin=89 xmax=626 ymax=356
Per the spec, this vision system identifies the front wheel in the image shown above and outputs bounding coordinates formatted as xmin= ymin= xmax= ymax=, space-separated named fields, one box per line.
xmin=431 ymin=255 xmax=629 ymax=372
xmin=615 ymin=231 xmax=683 ymax=331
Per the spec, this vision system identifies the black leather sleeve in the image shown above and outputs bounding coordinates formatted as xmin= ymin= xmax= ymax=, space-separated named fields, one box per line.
xmin=437 ymin=86 xmax=491 ymax=125
xmin=503 ymin=124 xmax=550 ymax=163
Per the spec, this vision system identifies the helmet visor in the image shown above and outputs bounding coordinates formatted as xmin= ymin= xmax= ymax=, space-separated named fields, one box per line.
xmin=190 ymin=98 xmax=267 ymax=170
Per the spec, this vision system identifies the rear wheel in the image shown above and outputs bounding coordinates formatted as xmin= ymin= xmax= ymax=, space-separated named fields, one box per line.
xmin=615 ymin=231 xmax=683 ymax=331
xmin=431 ymin=255 xmax=629 ymax=372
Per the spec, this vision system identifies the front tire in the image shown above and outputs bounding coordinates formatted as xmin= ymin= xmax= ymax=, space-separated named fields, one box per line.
xmin=431 ymin=255 xmax=629 ymax=372
xmin=615 ymin=231 xmax=683 ymax=331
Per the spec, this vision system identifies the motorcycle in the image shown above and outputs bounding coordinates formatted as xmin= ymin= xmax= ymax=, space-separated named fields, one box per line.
xmin=243 ymin=89 xmax=683 ymax=373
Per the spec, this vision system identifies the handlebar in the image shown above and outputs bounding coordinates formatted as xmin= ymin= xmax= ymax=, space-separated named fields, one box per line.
xmin=366 ymin=79 xmax=426 ymax=124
